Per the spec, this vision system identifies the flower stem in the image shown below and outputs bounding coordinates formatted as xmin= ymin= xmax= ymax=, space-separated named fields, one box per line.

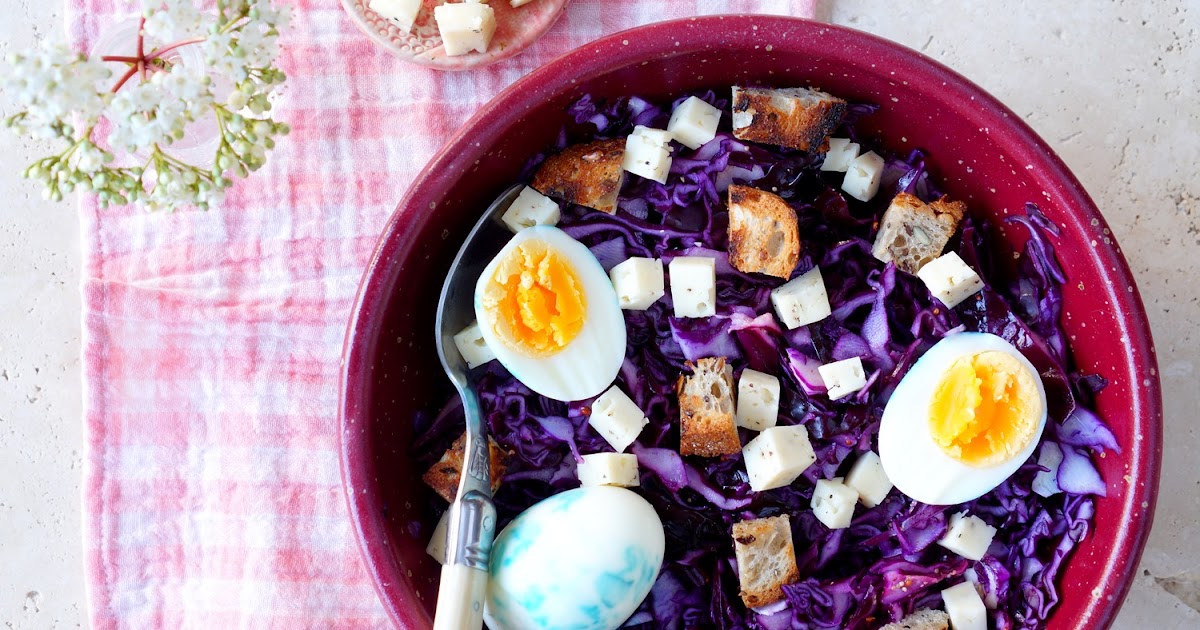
xmin=137 ymin=16 xmax=147 ymax=81
xmin=146 ymin=37 xmax=206 ymax=63
xmin=101 ymin=55 xmax=140 ymax=63
xmin=112 ymin=65 xmax=140 ymax=93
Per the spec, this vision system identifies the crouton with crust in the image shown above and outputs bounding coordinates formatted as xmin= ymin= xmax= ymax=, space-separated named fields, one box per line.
xmin=731 ymin=514 xmax=800 ymax=608
xmin=727 ymin=185 xmax=801 ymax=279
xmin=531 ymin=138 xmax=626 ymax=214
xmin=879 ymin=609 xmax=951 ymax=630
xmin=422 ymin=432 xmax=509 ymax=503
xmin=731 ymin=86 xmax=847 ymax=152
xmin=677 ymin=357 xmax=740 ymax=457
xmin=872 ymin=193 xmax=967 ymax=274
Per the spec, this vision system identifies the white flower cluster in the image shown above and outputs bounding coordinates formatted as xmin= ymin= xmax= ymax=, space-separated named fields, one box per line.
xmin=2 ymin=44 xmax=112 ymax=139
xmin=1 ymin=0 xmax=292 ymax=211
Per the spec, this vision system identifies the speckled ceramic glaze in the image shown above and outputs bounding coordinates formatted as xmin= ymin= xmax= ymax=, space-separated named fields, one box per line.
xmin=340 ymin=0 xmax=570 ymax=69
xmin=339 ymin=16 xmax=1163 ymax=629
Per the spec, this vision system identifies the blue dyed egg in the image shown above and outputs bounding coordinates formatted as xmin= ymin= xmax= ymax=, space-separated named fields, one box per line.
xmin=484 ymin=486 xmax=665 ymax=630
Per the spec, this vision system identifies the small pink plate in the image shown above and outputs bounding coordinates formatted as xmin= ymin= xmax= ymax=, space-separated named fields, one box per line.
xmin=340 ymin=0 xmax=571 ymax=70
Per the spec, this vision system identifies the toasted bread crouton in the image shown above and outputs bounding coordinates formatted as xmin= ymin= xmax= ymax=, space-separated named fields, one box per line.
xmin=732 ymin=515 xmax=800 ymax=608
xmin=531 ymin=138 xmax=626 ymax=214
xmin=677 ymin=358 xmax=740 ymax=457
xmin=422 ymin=432 xmax=509 ymax=503
xmin=727 ymin=185 xmax=801 ymax=279
xmin=879 ymin=609 xmax=951 ymax=630
xmin=872 ymin=193 xmax=967 ymax=274
xmin=731 ymin=86 xmax=847 ymax=152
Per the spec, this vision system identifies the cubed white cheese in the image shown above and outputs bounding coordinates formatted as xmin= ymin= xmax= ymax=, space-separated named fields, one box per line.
xmin=817 ymin=357 xmax=867 ymax=401
xmin=841 ymin=150 xmax=885 ymax=201
xmin=941 ymin=582 xmax=988 ymax=630
xmin=735 ymin=368 xmax=781 ymax=431
xmin=577 ymin=452 xmax=640 ymax=487
xmin=587 ymin=386 xmax=649 ymax=453
xmin=369 ymin=0 xmax=422 ymax=32
xmin=742 ymin=424 xmax=817 ymax=492
xmin=937 ymin=512 xmax=998 ymax=561
xmin=622 ymin=126 xmax=674 ymax=184
xmin=811 ymin=477 xmax=858 ymax=529
xmin=668 ymin=256 xmax=716 ymax=318
xmin=453 ymin=321 xmax=495 ymax=369
xmin=667 ymin=96 xmax=722 ymax=150
xmin=426 ymin=510 xmax=449 ymax=564
xmin=433 ymin=1 xmax=496 ymax=57
xmin=844 ymin=451 xmax=892 ymax=508
xmin=609 ymin=257 xmax=665 ymax=310
xmin=917 ymin=251 xmax=985 ymax=309
xmin=820 ymin=137 xmax=861 ymax=172
xmin=500 ymin=186 xmax=560 ymax=233
xmin=770 ymin=266 xmax=831 ymax=329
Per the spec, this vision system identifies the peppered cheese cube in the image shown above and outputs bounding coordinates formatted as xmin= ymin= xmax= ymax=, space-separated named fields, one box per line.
xmin=841 ymin=150 xmax=885 ymax=201
xmin=500 ymin=186 xmax=561 ymax=233
xmin=942 ymin=582 xmax=988 ymax=630
xmin=577 ymin=452 xmax=640 ymax=487
xmin=917 ymin=251 xmax=985 ymax=309
xmin=770 ymin=266 xmax=831 ymax=329
xmin=937 ymin=512 xmax=998 ymax=561
xmin=587 ymin=385 xmax=649 ymax=453
xmin=817 ymin=357 xmax=867 ymax=401
xmin=735 ymin=368 xmax=781 ymax=431
xmin=609 ymin=257 xmax=665 ymax=310
xmin=742 ymin=425 xmax=817 ymax=492
xmin=811 ymin=477 xmax=858 ymax=529
xmin=622 ymin=126 xmax=674 ymax=184
xmin=668 ymin=96 xmax=722 ymax=150
xmin=433 ymin=1 xmax=497 ymax=57
xmin=820 ymin=137 xmax=861 ymax=172
xmin=669 ymin=256 xmax=717 ymax=318
xmin=843 ymin=451 xmax=892 ymax=508
xmin=453 ymin=320 xmax=495 ymax=369
xmin=369 ymin=0 xmax=421 ymax=32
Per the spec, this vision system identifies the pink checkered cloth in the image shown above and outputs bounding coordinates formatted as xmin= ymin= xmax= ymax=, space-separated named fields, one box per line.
xmin=68 ymin=0 xmax=817 ymax=627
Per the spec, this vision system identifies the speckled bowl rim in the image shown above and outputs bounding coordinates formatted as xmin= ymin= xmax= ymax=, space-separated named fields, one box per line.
xmin=340 ymin=15 xmax=1163 ymax=629
xmin=339 ymin=0 xmax=571 ymax=70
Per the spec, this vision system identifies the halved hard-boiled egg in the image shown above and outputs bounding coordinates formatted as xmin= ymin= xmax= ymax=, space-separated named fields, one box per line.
xmin=878 ymin=332 xmax=1047 ymax=505
xmin=474 ymin=226 xmax=626 ymax=402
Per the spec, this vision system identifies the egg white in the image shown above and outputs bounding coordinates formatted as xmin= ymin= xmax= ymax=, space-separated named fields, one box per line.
xmin=878 ymin=332 xmax=1048 ymax=505
xmin=474 ymin=226 xmax=627 ymax=402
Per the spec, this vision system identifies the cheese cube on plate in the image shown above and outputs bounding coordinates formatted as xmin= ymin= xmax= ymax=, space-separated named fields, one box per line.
xmin=668 ymin=96 xmax=722 ymax=150
xmin=742 ymin=425 xmax=816 ymax=492
xmin=588 ymin=385 xmax=649 ymax=453
xmin=453 ymin=320 xmax=495 ymax=369
xmin=770 ymin=266 xmax=831 ymax=329
xmin=937 ymin=512 xmax=997 ymax=561
xmin=841 ymin=150 xmax=885 ymax=201
xmin=369 ymin=0 xmax=421 ymax=32
xmin=609 ymin=257 xmax=665 ymax=310
xmin=500 ymin=186 xmax=561 ymax=233
xmin=942 ymin=582 xmax=987 ymax=630
xmin=844 ymin=451 xmax=892 ymax=508
xmin=820 ymin=137 xmax=861 ymax=172
xmin=426 ymin=510 xmax=449 ymax=564
xmin=622 ymin=126 xmax=674 ymax=184
xmin=434 ymin=1 xmax=497 ymax=57
xmin=735 ymin=368 xmax=781 ymax=432
xmin=817 ymin=357 xmax=867 ymax=401
xmin=917 ymin=251 xmax=985 ymax=309
xmin=577 ymin=452 xmax=640 ymax=487
xmin=811 ymin=477 xmax=858 ymax=529
xmin=669 ymin=256 xmax=716 ymax=318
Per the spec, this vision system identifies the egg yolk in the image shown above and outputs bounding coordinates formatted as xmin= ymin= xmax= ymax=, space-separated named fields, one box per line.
xmin=483 ymin=240 xmax=586 ymax=357
xmin=928 ymin=350 xmax=1041 ymax=466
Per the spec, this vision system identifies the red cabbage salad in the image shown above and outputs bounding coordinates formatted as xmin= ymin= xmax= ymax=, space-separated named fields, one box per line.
xmin=411 ymin=89 xmax=1119 ymax=629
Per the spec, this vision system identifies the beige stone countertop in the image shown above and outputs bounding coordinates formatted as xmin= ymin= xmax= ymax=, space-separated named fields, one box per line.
xmin=1 ymin=0 xmax=1196 ymax=627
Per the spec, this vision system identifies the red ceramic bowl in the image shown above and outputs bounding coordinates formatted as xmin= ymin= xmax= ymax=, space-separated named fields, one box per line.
xmin=340 ymin=15 xmax=1162 ymax=629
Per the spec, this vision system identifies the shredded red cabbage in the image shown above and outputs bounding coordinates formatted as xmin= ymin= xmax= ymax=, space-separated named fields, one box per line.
xmin=411 ymin=91 xmax=1115 ymax=629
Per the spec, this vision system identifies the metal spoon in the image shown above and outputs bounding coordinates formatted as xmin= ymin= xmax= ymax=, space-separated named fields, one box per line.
xmin=432 ymin=183 xmax=523 ymax=630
